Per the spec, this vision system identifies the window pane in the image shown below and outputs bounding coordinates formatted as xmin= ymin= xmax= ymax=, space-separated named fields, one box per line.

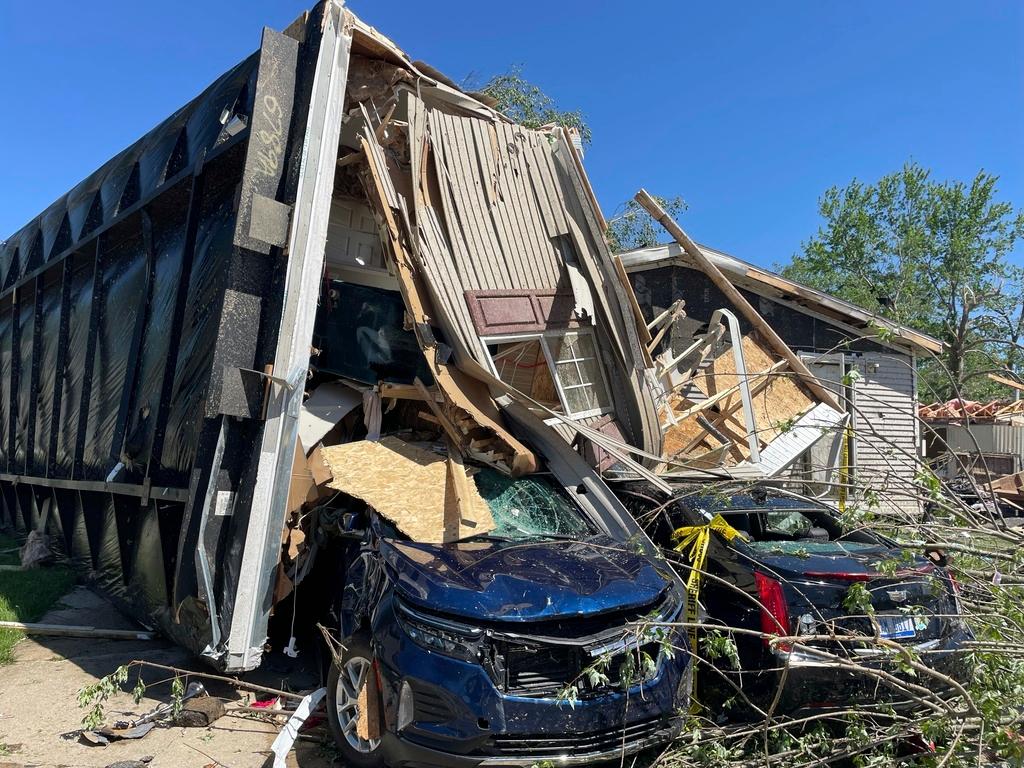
xmin=575 ymin=355 xmax=611 ymax=408
xmin=546 ymin=332 xmax=612 ymax=415
xmin=555 ymin=361 xmax=582 ymax=387
xmin=563 ymin=384 xmax=595 ymax=414
xmin=487 ymin=340 xmax=562 ymax=413
xmin=552 ymin=332 xmax=589 ymax=362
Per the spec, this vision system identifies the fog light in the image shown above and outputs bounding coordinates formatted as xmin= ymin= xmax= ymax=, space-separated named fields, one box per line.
xmin=397 ymin=681 xmax=414 ymax=732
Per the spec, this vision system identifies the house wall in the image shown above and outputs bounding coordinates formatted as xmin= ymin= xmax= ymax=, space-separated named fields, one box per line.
xmin=629 ymin=264 xmax=921 ymax=516
xmin=853 ymin=351 xmax=921 ymax=515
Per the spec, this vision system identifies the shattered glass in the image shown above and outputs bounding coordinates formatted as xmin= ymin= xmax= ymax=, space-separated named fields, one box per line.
xmin=472 ymin=469 xmax=593 ymax=541
xmin=763 ymin=510 xmax=814 ymax=537
xmin=747 ymin=540 xmax=881 ymax=556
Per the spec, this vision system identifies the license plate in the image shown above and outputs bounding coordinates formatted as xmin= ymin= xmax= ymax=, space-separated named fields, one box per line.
xmin=877 ymin=615 xmax=917 ymax=640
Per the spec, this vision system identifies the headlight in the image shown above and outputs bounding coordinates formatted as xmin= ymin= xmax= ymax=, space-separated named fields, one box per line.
xmin=395 ymin=599 xmax=483 ymax=662
xmin=656 ymin=584 xmax=685 ymax=624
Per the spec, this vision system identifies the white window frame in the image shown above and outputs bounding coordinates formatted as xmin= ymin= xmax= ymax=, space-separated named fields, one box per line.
xmin=483 ymin=329 xmax=614 ymax=420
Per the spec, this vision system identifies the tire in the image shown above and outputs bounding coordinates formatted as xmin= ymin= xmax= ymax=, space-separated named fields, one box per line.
xmin=325 ymin=633 xmax=387 ymax=767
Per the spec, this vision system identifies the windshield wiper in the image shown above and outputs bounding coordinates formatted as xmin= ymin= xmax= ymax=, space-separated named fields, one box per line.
xmin=459 ymin=533 xmax=515 ymax=543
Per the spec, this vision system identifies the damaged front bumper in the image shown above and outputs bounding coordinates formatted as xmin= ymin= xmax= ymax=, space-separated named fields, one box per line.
xmin=373 ymin=597 xmax=690 ymax=767
xmin=381 ymin=718 xmax=683 ymax=767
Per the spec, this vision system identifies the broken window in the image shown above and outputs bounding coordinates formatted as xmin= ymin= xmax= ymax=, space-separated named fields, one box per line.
xmin=485 ymin=330 xmax=612 ymax=419
xmin=472 ymin=469 xmax=594 ymax=541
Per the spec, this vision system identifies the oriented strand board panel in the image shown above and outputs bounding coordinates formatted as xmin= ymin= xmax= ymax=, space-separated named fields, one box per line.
xmin=659 ymin=335 xmax=816 ymax=467
xmin=320 ymin=437 xmax=495 ymax=543
xmin=704 ymin=335 xmax=814 ymax=444
xmin=661 ymin=400 xmax=723 ymax=458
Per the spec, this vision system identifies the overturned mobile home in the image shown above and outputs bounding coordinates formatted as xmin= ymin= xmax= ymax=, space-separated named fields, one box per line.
xmin=0 ymin=2 xmax=668 ymax=674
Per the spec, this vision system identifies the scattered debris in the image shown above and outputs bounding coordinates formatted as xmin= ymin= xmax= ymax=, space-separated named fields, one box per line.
xmin=175 ymin=697 xmax=225 ymax=728
xmin=102 ymin=758 xmax=153 ymax=768
xmin=270 ymin=687 xmax=326 ymax=768
xmin=19 ymin=531 xmax=51 ymax=570
xmin=80 ymin=722 xmax=156 ymax=746
xmin=113 ymin=681 xmax=207 ymax=730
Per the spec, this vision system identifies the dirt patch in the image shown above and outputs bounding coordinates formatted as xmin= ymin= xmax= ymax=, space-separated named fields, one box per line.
xmin=0 ymin=587 xmax=333 ymax=768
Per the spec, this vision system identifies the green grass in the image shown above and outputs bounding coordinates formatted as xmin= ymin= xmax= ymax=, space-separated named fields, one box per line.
xmin=0 ymin=532 xmax=75 ymax=664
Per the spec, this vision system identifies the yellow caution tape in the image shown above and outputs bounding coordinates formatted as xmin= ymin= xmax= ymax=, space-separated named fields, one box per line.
xmin=671 ymin=514 xmax=745 ymax=709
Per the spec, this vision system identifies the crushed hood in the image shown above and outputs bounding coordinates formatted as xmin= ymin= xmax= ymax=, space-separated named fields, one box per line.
xmin=381 ymin=534 xmax=669 ymax=622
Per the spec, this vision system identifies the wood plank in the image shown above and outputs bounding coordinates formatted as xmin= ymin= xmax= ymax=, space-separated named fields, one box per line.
xmin=989 ymin=372 xmax=1024 ymax=393
xmin=0 ymin=620 xmax=156 ymax=641
xmin=612 ymin=255 xmax=654 ymax=368
xmin=635 ymin=189 xmax=842 ymax=412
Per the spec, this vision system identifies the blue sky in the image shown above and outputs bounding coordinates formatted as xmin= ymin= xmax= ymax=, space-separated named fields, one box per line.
xmin=1 ymin=1 xmax=1021 ymax=268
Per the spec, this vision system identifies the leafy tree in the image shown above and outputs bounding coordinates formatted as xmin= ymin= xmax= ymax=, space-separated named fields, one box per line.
xmin=780 ymin=162 xmax=1024 ymax=400
xmin=479 ymin=66 xmax=591 ymax=144
xmin=606 ymin=195 xmax=687 ymax=254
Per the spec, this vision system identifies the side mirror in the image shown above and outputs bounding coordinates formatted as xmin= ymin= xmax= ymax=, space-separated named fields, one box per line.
xmin=335 ymin=512 xmax=367 ymax=541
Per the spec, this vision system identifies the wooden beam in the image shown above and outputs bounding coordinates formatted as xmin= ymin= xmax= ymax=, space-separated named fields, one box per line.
xmin=647 ymin=300 xmax=685 ymax=356
xmin=612 ymin=255 xmax=654 ymax=368
xmin=444 ymin=436 xmax=475 ymax=540
xmin=0 ymin=620 xmax=156 ymax=641
xmin=989 ymin=372 xmax=1024 ymax=393
xmin=634 ymin=189 xmax=842 ymax=412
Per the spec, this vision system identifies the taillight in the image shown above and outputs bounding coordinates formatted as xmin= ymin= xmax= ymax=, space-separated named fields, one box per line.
xmin=949 ymin=573 xmax=961 ymax=595
xmin=755 ymin=572 xmax=792 ymax=652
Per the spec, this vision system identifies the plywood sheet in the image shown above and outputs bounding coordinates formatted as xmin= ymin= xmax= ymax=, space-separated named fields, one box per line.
xmin=704 ymin=336 xmax=814 ymax=444
xmin=659 ymin=335 xmax=816 ymax=467
xmin=320 ymin=437 xmax=495 ymax=543
xmin=661 ymin=400 xmax=722 ymax=457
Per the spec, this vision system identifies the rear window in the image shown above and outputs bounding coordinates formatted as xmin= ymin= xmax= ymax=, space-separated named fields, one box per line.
xmin=679 ymin=494 xmax=838 ymax=543
xmin=746 ymin=540 xmax=880 ymax=556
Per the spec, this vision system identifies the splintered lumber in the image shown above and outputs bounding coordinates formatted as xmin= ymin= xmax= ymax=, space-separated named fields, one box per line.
xmin=634 ymin=189 xmax=842 ymax=412
xmin=0 ymin=621 xmax=156 ymax=641
xmin=320 ymin=437 xmax=495 ymax=543
xmin=647 ymin=299 xmax=685 ymax=356
xmin=359 ymin=130 xmax=537 ymax=476
xmin=612 ymin=254 xmax=654 ymax=367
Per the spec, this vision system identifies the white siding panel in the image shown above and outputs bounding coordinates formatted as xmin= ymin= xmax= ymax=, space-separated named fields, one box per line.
xmin=854 ymin=352 xmax=921 ymax=516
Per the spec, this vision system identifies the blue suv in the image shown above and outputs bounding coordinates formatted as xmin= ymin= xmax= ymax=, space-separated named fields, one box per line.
xmin=321 ymin=465 xmax=690 ymax=767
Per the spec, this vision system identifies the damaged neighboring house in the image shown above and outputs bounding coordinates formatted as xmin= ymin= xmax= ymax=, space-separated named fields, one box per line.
xmin=921 ymin=391 xmax=1024 ymax=483
xmin=619 ymin=238 xmax=943 ymax=514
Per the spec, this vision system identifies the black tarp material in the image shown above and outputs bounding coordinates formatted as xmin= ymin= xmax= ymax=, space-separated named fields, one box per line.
xmin=33 ymin=270 xmax=62 ymax=475
xmin=15 ymin=284 xmax=35 ymax=471
xmin=81 ymin=228 xmax=147 ymax=480
xmin=0 ymin=297 xmax=11 ymax=468
xmin=157 ymin=189 xmax=235 ymax=486
xmin=54 ymin=256 xmax=94 ymax=476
